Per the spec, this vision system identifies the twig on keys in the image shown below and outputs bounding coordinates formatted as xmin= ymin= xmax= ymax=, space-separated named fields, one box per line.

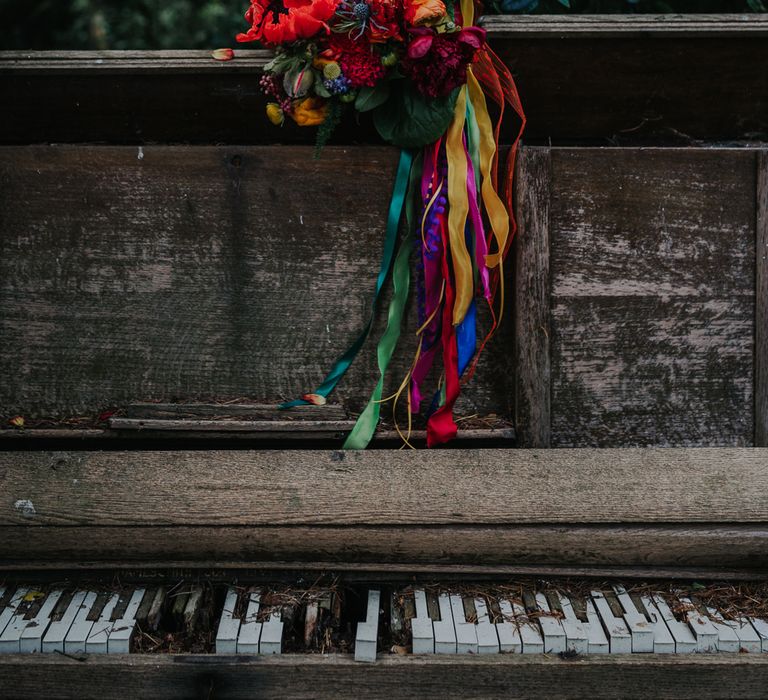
xmin=53 ymin=649 xmax=87 ymax=662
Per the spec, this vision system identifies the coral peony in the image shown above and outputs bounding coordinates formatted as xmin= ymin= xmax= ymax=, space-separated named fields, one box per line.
xmin=403 ymin=0 xmax=446 ymax=26
xmin=236 ymin=0 xmax=339 ymax=45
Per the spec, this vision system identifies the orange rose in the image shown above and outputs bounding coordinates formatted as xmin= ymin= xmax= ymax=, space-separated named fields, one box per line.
xmin=404 ymin=0 xmax=446 ymax=26
xmin=290 ymin=97 xmax=328 ymax=127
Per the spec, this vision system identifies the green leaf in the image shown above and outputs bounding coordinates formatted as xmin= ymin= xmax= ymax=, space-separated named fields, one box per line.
xmin=558 ymin=0 xmax=570 ymax=6
xmin=354 ymin=83 xmax=391 ymax=113
xmin=373 ymin=82 xmax=459 ymax=148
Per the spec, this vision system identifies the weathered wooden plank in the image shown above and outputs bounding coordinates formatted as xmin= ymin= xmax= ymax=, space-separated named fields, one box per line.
xmin=121 ymin=402 xmax=349 ymax=419
xmin=2 ymin=653 xmax=768 ymax=700
xmin=3 ymin=524 xmax=764 ymax=568
xmin=0 ymin=561 xmax=766 ymax=582
xmin=514 ymin=146 xmax=551 ymax=447
xmin=0 ymin=145 xmax=512 ymax=420
xmin=480 ymin=15 xmax=768 ymax=37
xmin=0 ymin=49 xmax=271 ymax=73
xmin=757 ymin=150 xmax=768 ymax=447
xmin=2 ymin=18 xmax=767 ymax=144
xmin=1 ymin=449 xmax=767 ymax=526
xmin=548 ymin=148 xmax=756 ymax=447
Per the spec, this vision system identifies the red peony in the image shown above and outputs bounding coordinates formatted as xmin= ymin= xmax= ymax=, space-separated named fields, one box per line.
xmin=401 ymin=26 xmax=485 ymax=98
xmin=236 ymin=0 xmax=339 ymax=46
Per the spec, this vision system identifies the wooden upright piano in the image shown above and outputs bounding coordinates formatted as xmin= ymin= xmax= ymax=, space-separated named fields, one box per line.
xmin=1 ymin=15 xmax=767 ymax=699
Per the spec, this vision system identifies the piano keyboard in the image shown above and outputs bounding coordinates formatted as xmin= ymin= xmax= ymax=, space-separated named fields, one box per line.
xmin=1 ymin=581 xmax=767 ymax=658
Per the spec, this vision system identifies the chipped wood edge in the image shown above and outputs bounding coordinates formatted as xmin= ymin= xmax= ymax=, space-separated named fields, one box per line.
xmin=757 ymin=150 xmax=768 ymax=446
xmin=514 ymin=146 xmax=551 ymax=447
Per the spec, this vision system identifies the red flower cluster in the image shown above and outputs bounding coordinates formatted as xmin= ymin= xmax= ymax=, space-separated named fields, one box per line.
xmin=328 ymin=36 xmax=387 ymax=88
xmin=236 ymin=0 xmax=338 ymax=45
xmin=401 ymin=26 xmax=484 ymax=98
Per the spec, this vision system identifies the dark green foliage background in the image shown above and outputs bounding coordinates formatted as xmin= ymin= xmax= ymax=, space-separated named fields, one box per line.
xmin=0 ymin=0 xmax=764 ymax=50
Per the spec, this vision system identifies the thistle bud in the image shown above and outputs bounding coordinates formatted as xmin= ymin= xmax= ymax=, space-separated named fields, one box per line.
xmin=322 ymin=61 xmax=342 ymax=80
xmin=266 ymin=103 xmax=285 ymax=126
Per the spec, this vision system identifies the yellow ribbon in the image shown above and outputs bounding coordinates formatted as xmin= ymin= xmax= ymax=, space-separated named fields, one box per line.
xmin=446 ymin=85 xmax=473 ymax=326
xmin=466 ymin=69 xmax=509 ymax=270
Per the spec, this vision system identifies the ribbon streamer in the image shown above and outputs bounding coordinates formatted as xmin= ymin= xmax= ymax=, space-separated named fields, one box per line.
xmin=281 ymin=21 xmax=526 ymax=449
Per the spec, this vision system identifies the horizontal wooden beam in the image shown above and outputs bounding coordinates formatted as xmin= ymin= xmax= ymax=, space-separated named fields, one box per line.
xmin=1 ymin=653 xmax=767 ymax=699
xmin=2 ymin=524 xmax=765 ymax=570
xmin=480 ymin=14 xmax=768 ymax=37
xmin=2 ymin=449 xmax=768 ymax=527
xmin=1 ymin=21 xmax=765 ymax=143
xmin=0 ymin=49 xmax=270 ymax=74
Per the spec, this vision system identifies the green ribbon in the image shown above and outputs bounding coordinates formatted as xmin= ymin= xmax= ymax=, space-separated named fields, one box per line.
xmin=280 ymin=149 xmax=414 ymax=409
xmin=343 ymin=152 xmax=421 ymax=449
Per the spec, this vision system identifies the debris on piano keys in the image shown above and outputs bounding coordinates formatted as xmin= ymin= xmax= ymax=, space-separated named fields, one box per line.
xmin=1 ymin=578 xmax=768 ymax=658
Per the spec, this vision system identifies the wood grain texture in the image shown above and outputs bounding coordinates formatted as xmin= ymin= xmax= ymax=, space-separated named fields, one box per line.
xmin=2 ymin=449 xmax=768 ymax=527
xmin=0 ymin=145 xmax=512 ymax=420
xmin=3 ymin=524 xmax=766 ymax=570
xmin=757 ymin=150 xmax=768 ymax=446
xmin=1 ymin=653 xmax=768 ymax=700
xmin=514 ymin=146 xmax=551 ymax=447
xmin=548 ymin=148 xmax=756 ymax=447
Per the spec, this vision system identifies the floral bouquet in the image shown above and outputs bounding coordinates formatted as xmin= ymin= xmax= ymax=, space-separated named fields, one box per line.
xmin=237 ymin=0 xmax=525 ymax=448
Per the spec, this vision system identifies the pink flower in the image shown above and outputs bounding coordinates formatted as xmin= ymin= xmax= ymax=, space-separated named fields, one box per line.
xmin=401 ymin=27 xmax=485 ymax=98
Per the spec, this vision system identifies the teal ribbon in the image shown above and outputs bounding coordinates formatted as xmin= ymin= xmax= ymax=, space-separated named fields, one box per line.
xmin=343 ymin=152 xmax=421 ymax=449
xmin=280 ymin=149 xmax=415 ymax=409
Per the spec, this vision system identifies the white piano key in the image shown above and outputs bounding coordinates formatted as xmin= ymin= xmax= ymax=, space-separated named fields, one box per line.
xmin=108 ymin=589 xmax=146 ymax=654
xmin=237 ymin=590 xmax=262 ymax=654
xmin=354 ymin=589 xmax=379 ymax=662
xmin=584 ymin=599 xmax=609 ymax=654
xmin=433 ymin=594 xmax=456 ymax=654
xmin=496 ymin=599 xmax=522 ymax=653
xmin=534 ymin=593 xmax=565 ymax=654
xmin=613 ymin=586 xmax=654 ymax=653
xmin=703 ymin=607 xmax=740 ymax=653
xmin=639 ymin=595 xmax=675 ymax=654
xmin=64 ymin=591 xmax=98 ymax=654
xmin=19 ymin=589 xmax=63 ymax=653
xmin=556 ymin=593 xmax=588 ymax=655
xmin=474 ymin=599 xmax=500 ymax=655
xmin=43 ymin=591 xmax=88 ymax=654
xmin=450 ymin=595 xmax=478 ymax=654
xmin=512 ymin=601 xmax=544 ymax=654
xmin=87 ymin=593 xmax=121 ymax=654
xmin=0 ymin=588 xmax=31 ymax=652
xmin=734 ymin=617 xmax=763 ymax=654
xmin=0 ymin=588 xmax=28 ymax=635
xmin=678 ymin=596 xmax=718 ymax=652
xmin=591 ymin=590 xmax=631 ymax=654
xmin=411 ymin=590 xmax=434 ymax=654
xmin=216 ymin=587 xmax=241 ymax=654
xmin=260 ymin=608 xmax=284 ymax=656
xmin=650 ymin=595 xmax=696 ymax=654
xmin=749 ymin=617 xmax=768 ymax=652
